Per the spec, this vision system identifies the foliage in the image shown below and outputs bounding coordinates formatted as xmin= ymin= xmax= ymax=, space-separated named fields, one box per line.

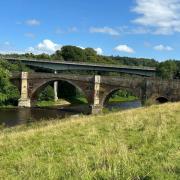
xmin=157 ymin=60 xmax=178 ymax=79
xmin=110 ymin=90 xmax=134 ymax=98
xmin=110 ymin=56 xmax=158 ymax=67
xmin=61 ymin=46 xmax=86 ymax=61
xmin=0 ymin=60 xmax=21 ymax=105
xmin=38 ymin=85 xmax=54 ymax=101
xmin=0 ymin=103 xmax=179 ymax=179
xmin=51 ymin=50 xmax=64 ymax=60
xmin=1 ymin=46 xmax=180 ymax=80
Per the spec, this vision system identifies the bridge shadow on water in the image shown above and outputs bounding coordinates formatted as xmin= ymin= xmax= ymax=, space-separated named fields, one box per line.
xmin=0 ymin=100 xmax=142 ymax=128
xmin=0 ymin=89 xmax=170 ymax=128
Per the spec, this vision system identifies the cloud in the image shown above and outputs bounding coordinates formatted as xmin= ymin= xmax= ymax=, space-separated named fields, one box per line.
xmin=153 ymin=44 xmax=173 ymax=51
xmin=76 ymin=46 xmax=103 ymax=54
xmin=132 ymin=0 xmax=180 ymax=35
xmin=26 ymin=19 xmax=40 ymax=26
xmin=68 ymin=26 xmax=78 ymax=33
xmin=24 ymin=32 xmax=35 ymax=38
xmin=27 ymin=39 xmax=62 ymax=54
xmin=55 ymin=27 xmax=78 ymax=35
xmin=89 ymin=27 xmax=120 ymax=36
xmin=1 ymin=39 xmax=103 ymax=56
xmin=55 ymin=28 xmax=64 ymax=34
xmin=94 ymin=48 xmax=103 ymax=55
xmin=114 ymin=45 xmax=135 ymax=53
xmin=77 ymin=46 xmax=85 ymax=49
xmin=0 ymin=50 xmax=25 ymax=54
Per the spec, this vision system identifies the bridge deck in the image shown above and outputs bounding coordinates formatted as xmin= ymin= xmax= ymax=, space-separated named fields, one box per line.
xmin=5 ymin=58 xmax=156 ymax=77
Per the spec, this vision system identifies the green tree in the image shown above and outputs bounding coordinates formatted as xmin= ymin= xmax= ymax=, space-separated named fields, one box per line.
xmin=51 ymin=50 xmax=64 ymax=60
xmin=61 ymin=46 xmax=86 ymax=61
xmin=157 ymin=60 xmax=177 ymax=79
xmin=38 ymin=85 xmax=54 ymax=101
xmin=0 ymin=68 xmax=19 ymax=105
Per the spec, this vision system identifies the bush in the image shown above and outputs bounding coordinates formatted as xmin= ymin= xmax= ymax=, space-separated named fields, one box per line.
xmin=0 ymin=66 xmax=20 ymax=106
xmin=38 ymin=85 xmax=54 ymax=101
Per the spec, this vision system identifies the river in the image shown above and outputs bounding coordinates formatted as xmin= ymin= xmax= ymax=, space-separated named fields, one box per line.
xmin=0 ymin=101 xmax=141 ymax=127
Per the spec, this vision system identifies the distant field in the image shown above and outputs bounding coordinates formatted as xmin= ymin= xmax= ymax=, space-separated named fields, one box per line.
xmin=0 ymin=103 xmax=179 ymax=179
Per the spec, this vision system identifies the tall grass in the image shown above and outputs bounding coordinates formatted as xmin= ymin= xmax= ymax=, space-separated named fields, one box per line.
xmin=0 ymin=103 xmax=180 ymax=179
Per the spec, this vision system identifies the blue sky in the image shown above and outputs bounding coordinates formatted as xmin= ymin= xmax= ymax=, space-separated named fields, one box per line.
xmin=0 ymin=0 xmax=180 ymax=61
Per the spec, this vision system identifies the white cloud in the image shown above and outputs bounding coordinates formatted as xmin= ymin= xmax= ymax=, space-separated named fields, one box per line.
xmin=55 ymin=28 xmax=64 ymax=34
xmin=1 ymin=39 xmax=103 ymax=56
xmin=0 ymin=50 xmax=25 ymax=54
xmin=94 ymin=48 xmax=103 ymax=55
xmin=26 ymin=19 xmax=40 ymax=26
xmin=130 ymin=27 xmax=152 ymax=34
xmin=24 ymin=32 xmax=35 ymax=38
xmin=27 ymin=39 xmax=62 ymax=54
xmin=89 ymin=27 xmax=120 ymax=36
xmin=114 ymin=45 xmax=135 ymax=53
xmin=77 ymin=46 xmax=85 ymax=49
xmin=68 ymin=26 xmax=78 ymax=33
xmin=154 ymin=44 xmax=173 ymax=51
xmin=55 ymin=27 xmax=78 ymax=34
xmin=132 ymin=0 xmax=180 ymax=35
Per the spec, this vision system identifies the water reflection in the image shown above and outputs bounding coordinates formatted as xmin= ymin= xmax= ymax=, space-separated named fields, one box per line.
xmin=106 ymin=100 xmax=142 ymax=110
xmin=0 ymin=100 xmax=141 ymax=128
xmin=0 ymin=107 xmax=77 ymax=127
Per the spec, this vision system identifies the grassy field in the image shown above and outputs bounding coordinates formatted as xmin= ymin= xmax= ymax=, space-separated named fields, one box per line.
xmin=0 ymin=103 xmax=179 ymax=179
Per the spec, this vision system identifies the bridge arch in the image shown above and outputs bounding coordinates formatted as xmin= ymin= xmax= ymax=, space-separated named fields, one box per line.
xmin=30 ymin=78 xmax=90 ymax=105
xmin=101 ymin=87 xmax=141 ymax=106
xmin=156 ymin=96 xmax=169 ymax=103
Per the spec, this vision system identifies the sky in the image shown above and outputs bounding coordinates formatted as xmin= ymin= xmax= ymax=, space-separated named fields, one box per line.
xmin=0 ymin=0 xmax=180 ymax=61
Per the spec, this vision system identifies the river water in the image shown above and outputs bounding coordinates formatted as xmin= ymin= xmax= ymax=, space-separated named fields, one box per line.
xmin=0 ymin=101 xmax=141 ymax=127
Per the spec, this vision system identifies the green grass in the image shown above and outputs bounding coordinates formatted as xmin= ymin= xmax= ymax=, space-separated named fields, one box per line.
xmin=36 ymin=97 xmax=88 ymax=107
xmin=36 ymin=99 xmax=71 ymax=107
xmin=109 ymin=95 xmax=138 ymax=103
xmin=36 ymin=100 xmax=56 ymax=107
xmin=0 ymin=103 xmax=180 ymax=179
xmin=37 ymin=96 xmax=137 ymax=107
xmin=0 ymin=105 xmax=15 ymax=108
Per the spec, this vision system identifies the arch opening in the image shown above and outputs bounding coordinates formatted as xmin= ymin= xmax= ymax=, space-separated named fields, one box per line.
xmin=103 ymin=89 xmax=140 ymax=110
xmin=31 ymin=80 xmax=89 ymax=107
xmin=156 ymin=97 xmax=168 ymax=104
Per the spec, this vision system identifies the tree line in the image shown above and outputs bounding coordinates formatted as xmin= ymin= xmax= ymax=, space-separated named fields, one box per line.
xmin=1 ymin=45 xmax=180 ymax=79
xmin=0 ymin=45 xmax=180 ymax=106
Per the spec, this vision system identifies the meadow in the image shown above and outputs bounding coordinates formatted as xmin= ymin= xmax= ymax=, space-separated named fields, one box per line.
xmin=0 ymin=103 xmax=179 ymax=179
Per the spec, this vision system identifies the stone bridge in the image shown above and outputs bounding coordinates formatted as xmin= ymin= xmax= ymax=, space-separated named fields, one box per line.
xmin=11 ymin=72 xmax=180 ymax=114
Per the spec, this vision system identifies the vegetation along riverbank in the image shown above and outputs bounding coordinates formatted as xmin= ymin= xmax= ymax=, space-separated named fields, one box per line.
xmin=0 ymin=102 xmax=179 ymax=179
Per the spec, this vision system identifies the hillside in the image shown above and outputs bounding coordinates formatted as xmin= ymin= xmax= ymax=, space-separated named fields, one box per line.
xmin=0 ymin=103 xmax=180 ymax=179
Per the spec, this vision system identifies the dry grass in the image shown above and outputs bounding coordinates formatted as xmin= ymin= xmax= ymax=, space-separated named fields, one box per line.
xmin=0 ymin=103 xmax=180 ymax=179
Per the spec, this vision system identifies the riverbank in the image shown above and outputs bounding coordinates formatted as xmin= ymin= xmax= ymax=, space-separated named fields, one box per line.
xmin=0 ymin=102 xmax=179 ymax=179
xmin=36 ymin=96 xmax=137 ymax=107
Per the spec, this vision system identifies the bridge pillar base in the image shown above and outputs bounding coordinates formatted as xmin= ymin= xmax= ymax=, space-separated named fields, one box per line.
xmin=18 ymin=98 xmax=31 ymax=107
xmin=90 ymin=105 xmax=103 ymax=114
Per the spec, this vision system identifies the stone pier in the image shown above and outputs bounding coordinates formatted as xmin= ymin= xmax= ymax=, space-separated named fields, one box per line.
xmin=18 ymin=72 xmax=31 ymax=107
xmin=54 ymin=70 xmax=58 ymax=101
xmin=90 ymin=75 xmax=103 ymax=114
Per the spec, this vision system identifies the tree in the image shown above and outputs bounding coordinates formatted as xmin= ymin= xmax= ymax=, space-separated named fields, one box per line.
xmin=0 ymin=68 xmax=19 ymax=105
xmin=38 ymin=85 xmax=54 ymax=101
xmin=51 ymin=50 xmax=64 ymax=60
xmin=60 ymin=46 xmax=86 ymax=61
xmin=157 ymin=60 xmax=177 ymax=79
